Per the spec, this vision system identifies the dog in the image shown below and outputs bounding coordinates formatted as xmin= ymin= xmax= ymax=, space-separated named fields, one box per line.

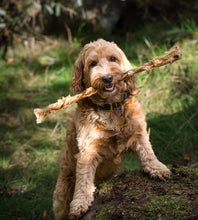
xmin=53 ymin=39 xmax=171 ymax=219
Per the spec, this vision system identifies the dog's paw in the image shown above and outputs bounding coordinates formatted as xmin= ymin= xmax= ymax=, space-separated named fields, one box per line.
xmin=143 ymin=160 xmax=171 ymax=180
xmin=69 ymin=197 xmax=92 ymax=218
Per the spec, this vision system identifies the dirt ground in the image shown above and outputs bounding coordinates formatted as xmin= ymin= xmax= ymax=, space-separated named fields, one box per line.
xmin=80 ymin=166 xmax=198 ymax=220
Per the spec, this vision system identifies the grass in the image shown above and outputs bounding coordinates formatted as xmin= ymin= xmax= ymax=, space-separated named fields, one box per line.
xmin=0 ymin=20 xmax=198 ymax=219
xmin=0 ymin=37 xmax=77 ymax=219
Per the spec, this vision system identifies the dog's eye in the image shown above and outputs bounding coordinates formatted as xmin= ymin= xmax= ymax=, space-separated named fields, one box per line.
xmin=90 ymin=61 xmax=97 ymax=67
xmin=110 ymin=56 xmax=117 ymax=62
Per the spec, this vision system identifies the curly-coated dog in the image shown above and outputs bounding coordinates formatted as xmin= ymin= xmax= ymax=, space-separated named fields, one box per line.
xmin=53 ymin=39 xmax=171 ymax=219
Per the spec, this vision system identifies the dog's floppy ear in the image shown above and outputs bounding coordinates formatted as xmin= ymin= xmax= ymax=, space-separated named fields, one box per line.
xmin=70 ymin=53 xmax=85 ymax=95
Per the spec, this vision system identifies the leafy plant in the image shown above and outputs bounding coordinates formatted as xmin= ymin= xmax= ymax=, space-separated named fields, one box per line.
xmin=0 ymin=0 xmax=76 ymax=58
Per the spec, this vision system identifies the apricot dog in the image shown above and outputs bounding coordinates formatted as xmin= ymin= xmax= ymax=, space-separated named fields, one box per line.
xmin=53 ymin=39 xmax=171 ymax=219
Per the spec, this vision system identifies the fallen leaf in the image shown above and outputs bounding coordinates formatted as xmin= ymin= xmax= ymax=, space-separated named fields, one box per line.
xmin=7 ymin=58 xmax=14 ymax=64
xmin=183 ymin=154 xmax=190 ymax=161
xmin=174 ymin=190 xmax=182 ymax=195
xmin=43 ymin=210 xmax=48 ymax=218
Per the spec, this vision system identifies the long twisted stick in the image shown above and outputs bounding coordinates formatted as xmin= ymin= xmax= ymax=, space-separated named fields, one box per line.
xmin=122 ymin=44 xmax=182 ymax=80
xmin=34 ymin=45 xmax=182 ymax=123
xmin=34 ymin=87 xmax=97 ymax=124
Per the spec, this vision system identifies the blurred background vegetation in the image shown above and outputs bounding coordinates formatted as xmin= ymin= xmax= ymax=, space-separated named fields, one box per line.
xmin=0 ymin=0 xmax=198 ymax=219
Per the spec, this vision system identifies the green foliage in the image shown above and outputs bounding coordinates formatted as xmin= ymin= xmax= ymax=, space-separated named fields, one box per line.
xmin=0 ymin=38 xmax=80 ymax=219
xmin=0 ymin=0 xmax=75 ymax=32
xmin=119 ymin=20 xmax=198 ymax=169
xmin=0 ymin=0 xmax=76 ymax=58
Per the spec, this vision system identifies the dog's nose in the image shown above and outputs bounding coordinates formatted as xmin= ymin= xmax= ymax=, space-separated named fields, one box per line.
xmin=102 ymin=74 xmax=113 ymax=84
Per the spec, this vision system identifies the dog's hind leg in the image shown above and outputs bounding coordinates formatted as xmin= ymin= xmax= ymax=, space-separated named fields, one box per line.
xmin=53 ymin=152 xmax=75 ymax=220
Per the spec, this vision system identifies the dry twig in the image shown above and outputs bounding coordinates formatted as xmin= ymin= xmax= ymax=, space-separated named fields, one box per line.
xmin=34 ymin=45 xmax=182 ymax=124
xmin=34 ymin=87 xmax=96 ymax=123
xmin=122 ymin=44 xmax=182 ymax=80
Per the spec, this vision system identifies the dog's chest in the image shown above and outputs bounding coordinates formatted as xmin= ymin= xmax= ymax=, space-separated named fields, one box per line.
xmin=85 ymin=110 xmax=134 ymax=159
xmin=90 ymin=109 xmax=130 ymax=137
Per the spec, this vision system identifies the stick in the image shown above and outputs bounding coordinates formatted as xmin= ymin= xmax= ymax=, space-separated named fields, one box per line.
xmin=34 ymin=45 xmax=182 ymax=123
xmin=34 ymin=87 xmax=96 ymax=123
xmin=122 ymin=44 xmax=182 ymax=80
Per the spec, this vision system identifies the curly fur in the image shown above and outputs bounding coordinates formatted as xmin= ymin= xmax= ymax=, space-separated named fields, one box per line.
xmin=53 ymin=39 xmax=171 ymax=219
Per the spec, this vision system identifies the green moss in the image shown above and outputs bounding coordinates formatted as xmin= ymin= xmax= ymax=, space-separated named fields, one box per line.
xmin=95 ymin=167 xmax=197 ymax=219
xmin=123 ymin=189 xmax=142 ymax=200
xmin=129 ymin=195 xmax=190 ymax=219
xmin=97 ymin=181 xmax=114 ymax=197
xmin=173 ymin=166 xmax=198 ymax=175
xmin=96 ymin=204 xmax=119 ymax=220
xmin=146 ymin=196 xmax=189 ymax=218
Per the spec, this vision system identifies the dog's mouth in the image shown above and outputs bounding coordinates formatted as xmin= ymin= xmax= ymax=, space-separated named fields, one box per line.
xmin=103 ymin=84 xmax=115 ymax=92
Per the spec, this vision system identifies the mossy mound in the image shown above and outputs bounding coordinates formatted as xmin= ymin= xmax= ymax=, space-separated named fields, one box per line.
xmin=81 ymin=167 xmax=198 ymax=220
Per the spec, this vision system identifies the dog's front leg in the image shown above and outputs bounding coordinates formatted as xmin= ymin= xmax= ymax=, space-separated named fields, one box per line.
xmin=131 ymin=131 xmax=171 ymax=180
xmin=69 ymin=147 xmax=101 ymax=218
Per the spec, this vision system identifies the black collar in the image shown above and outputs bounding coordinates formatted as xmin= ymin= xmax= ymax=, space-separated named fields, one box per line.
xmin=97 ymin=92 xmax=131 ymax=111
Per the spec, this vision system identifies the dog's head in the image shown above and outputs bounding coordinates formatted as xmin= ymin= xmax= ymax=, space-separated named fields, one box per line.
xmin=71 ymin=39 xmax=136 ymax=103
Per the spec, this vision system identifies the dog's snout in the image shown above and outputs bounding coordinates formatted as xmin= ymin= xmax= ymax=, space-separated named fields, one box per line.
xmin=102 ymin=74 xmax=113 ymax=84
